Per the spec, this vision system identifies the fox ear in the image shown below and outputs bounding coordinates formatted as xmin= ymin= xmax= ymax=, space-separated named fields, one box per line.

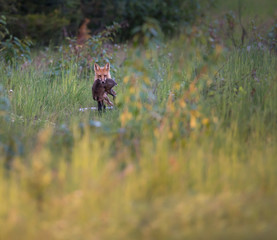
xmin=94 ymin=63 xmax=100 ymax=71
xmin=105 ymin=62 xmax=110 ymax=70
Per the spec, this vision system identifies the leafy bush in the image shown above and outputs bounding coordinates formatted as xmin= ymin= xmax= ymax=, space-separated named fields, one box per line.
xmin=19 ymin=10 xmax=69 ymax=45
xmin=0 ymin=15 xmax=32 ymax=63
xmin=1 ymin=0 xmax=206 ymax=44
xmin=121 ymin=0 xmax=201 ymax=39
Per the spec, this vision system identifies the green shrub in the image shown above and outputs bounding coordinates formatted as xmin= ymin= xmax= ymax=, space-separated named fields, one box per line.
xmin=0 ymin=15 xmax=32 ymax=64
xmin=1 ymin=0 xmax=206 ymax=44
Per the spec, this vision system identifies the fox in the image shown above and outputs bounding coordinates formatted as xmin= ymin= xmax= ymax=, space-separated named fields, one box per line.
xmin=94 ymin=63 xmax=115 ymax=106
xmin=92 ymin=78 xmax=117 ymax=111
xmin=94 ymin=63 xmax=111 ymax=83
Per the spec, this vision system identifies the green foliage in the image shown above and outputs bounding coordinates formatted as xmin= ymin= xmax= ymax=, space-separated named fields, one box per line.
xmin=0 ymin=84 xmax=23 ymax=169
xmin=1 ymin=0 xmax=206 ymax=44
xmin=0 ymin=85 xmax=10 ymax=120
xmin=1 ymin=2 xmax=277 ymax=239
xmin=132 ymin=17 xmax=164 ymax=46
xmin=268 ymin=23 xmax=277 ymax=51
xmin=20 ymin=10 xmax=69 ymax=45
xmin=0 ymin=15 xmax=32 ymax=63
xmin=118 ymin=0 xmax=201 ymax=40
xmin=48 ymin=22 xmax=121 ymax=81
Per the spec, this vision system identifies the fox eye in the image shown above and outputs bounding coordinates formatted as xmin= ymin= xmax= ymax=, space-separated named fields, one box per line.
xmin=104 ymin=75 xmax=107 ymax=78
xmin=98 ymin=75 xmax=101 ymax=79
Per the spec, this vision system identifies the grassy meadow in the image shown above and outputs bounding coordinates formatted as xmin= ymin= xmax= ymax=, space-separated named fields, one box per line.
xmin=1 ymin=1 xmax=277 ymax=239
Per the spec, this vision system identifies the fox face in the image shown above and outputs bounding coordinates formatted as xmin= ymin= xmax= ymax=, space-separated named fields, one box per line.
xmin=94 ymin=63 xmax=111 ymax=83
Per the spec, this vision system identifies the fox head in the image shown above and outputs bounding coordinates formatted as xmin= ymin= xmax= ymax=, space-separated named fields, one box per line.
xmin=94 ymin=63 xmax=111 ymax=83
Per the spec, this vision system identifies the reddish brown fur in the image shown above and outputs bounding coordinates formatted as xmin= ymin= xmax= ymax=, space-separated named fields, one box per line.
xmin=94 ymin=63 xmax=113 ymax=105
xmin=77 ymin=18 xmax=91 ymax=45
xmin=94 ymin=63 xmax=111 ymax=82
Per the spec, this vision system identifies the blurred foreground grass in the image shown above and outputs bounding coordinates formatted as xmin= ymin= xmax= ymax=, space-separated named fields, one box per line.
xmin=1 ymin=124 xmax=277 ymax=240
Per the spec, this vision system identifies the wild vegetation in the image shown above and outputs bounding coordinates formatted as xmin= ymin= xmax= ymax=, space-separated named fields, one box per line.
xmin=0 ymin=0 xmax=208 ymax=43
xmin=1 ymin=0 xmax=277 ymax=239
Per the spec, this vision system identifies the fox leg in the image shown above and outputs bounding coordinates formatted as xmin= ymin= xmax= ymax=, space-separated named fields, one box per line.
xmin=97 ymin=101 xmax=102 ymax=111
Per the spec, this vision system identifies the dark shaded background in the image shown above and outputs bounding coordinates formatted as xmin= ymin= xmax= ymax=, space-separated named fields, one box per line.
xmin=0 ymin=0 xmax=206 ymax=44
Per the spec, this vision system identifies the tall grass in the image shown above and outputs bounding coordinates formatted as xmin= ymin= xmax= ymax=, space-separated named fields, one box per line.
xmin=1 ymin=30 xmax=277 ymax=239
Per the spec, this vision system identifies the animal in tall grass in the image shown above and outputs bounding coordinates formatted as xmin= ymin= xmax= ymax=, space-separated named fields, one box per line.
xmin=92 ymin=78 xmax=117 ymax=111
xmin=94 ymin=63 xmax=115 ymax=106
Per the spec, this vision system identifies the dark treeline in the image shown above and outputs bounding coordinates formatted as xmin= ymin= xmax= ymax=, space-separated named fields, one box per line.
xmin=0 ymin=0 xmax=209 ymax=45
